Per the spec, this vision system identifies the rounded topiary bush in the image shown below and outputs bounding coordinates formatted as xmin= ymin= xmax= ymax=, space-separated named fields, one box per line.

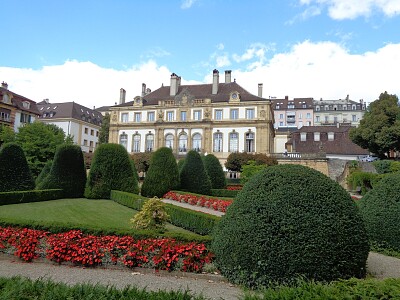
xmin=0 ymin=142 xmax=35 ymax=192
xmin=141 ymin=147 xmax=179 ymax=198
xmin=38 ymin=144 xmax=86 ymax=198
xmin=180 ymin=150 xmax=211 ymax=195
xmin=85 ymin=143 xmax=139 ymax=199
xmin=203 ymin=154 xmax=226 ymax=189
xmin=212 ymin=164 xmax=369 ymax=288
xmin=358 ymin=172 xmax=400 ymax=251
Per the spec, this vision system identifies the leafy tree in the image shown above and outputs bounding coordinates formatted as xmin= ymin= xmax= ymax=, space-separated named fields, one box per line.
xmin=203 ymin=154 xmax=226 ymax=189
xmin=37 ymin=144 xmax=86 ymax=198
xmin=350 ymin=92 xmax=400 ymax=157
xmin=130 ymin=197 xmax=170 ymax=230
xmin=225 ymin=152 xmax=277 ymax=172
xmin=0 ymin=125 xmax=15 ymax=146
xmin=15 ymin=122 xmax=70 ymax=177
xmin=131 ymin=152 xmax=152 ymax=174
xmin=180 ymin=150 xmax=212 ymax=195
xmin=98 ymin=113 xmax=110 ymax=144
xmin=240 ymin=160 xmax=267 ymax=185
xmin=0 ymin=142 xmax=35 ymax=192
xmin=141 ymin=147 xmax=180 ymax=198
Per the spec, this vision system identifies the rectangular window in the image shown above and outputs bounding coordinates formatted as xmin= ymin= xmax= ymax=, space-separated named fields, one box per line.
xmin=306 ymin=113 xmax=311 ymax=119
xmin=96 ymin=131 xmax=99 ymax=137
xmin=90 ymin=129 xmax=94 ymax=136
xmin=229 ymin=132 xmax=239 ymax=152
xmin=84 ymin=127 xmax=88 ymax=134
xmin=83 ymin=139 xmax=88 ymax=146
xmin=328 ymin=132 xmax=334 ymax=141
xmin=89 ymin=141 xmax=93 ymax=147
xmin=213 ymin=132 xmax=223 ymax=152
xmin=215 ymin=110 xmax=223 ymax=120
xmin=334 ymin=116 xmax=338 ymax=123
xmin=316 ymin=116 xmax=320 ymax=122
xmin=324 ymin=116 xmax=329 ymax=123
xmin=230 ymin=109 xmax=238 ymax=120
xmin=147 ymin=111 xmax=155 ymax=122
xmin=314 ymin=132 xmax=320 ymax=141
xmin=180 ymin=111 xmax=187 ymax=121
xmin=246 ymin=108 xmax=255 ymax=120
xmin=300 ymin=132 xmax=307 ymax=142
xmin=193 ymin=110 xmax=202 ymax=121
xmin=298 ymin=113 xmax=303 ymax=119
xmin=352 ymin=115 xmax=357 ymax=122
xmin=121 ymin=113 xmax=128 ymax=123
xmin=279 ymin=114 xmax=283 ymax=119
xmin=166 ymin=111 xmax=174 ymax=121
xmin=279 ymin=121 xmax=284 ymax=126
xmin=134 ymin=112 xmax=141 ymax=122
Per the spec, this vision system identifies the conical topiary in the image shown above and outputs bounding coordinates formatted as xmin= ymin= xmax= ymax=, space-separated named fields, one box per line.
xmin=180 ymin=150 xmax=211 ymax=195
xmin=203 ymin=154 xmax=226 ymax=189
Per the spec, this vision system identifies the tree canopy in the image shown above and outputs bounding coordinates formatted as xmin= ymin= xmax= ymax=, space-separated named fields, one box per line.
xmin=225 ymin=152 xmax=277 ymax=172
xmin=350 ymin=92 xmax=400 ymax=157
xmin=98 ymin=113 xmax=110 ymax=144
xmin=0 ymin=125 xmax=15 ymax=146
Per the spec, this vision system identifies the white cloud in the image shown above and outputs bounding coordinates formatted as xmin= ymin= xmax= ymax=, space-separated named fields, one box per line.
xmin=286 ymin=5 xmax=321 ymax=24
xmin=181 ymin=0 xmax=197 ymax=9
xmin=232 ymin=43 xmax=272 ymax=67
xmin=299 ymin=0 xmax=400 ymax=19
xmin=216 ymin=43 xmax=225 ymax=51
xmin=216 ymin=55 xmax=231 ymax=68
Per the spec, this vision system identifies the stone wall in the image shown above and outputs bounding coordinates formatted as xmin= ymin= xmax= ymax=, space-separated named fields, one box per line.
xmin=277 ymin=159 xmax=329 ymax=176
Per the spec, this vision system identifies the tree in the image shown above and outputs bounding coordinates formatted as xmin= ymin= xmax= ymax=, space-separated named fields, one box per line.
xmin=180 ymin=150 xmax=212 ymax=195
xmin=98 ymin=113 xmax=110 ymax=144
xmin=37 ymin=144 xmax=86 ymax=198
xmin=15 ymin=122 xmax=71 ymax=177
xmin=0 ymin=125 xmax=15 ymax=146
xmin=35 ymin=160 xmax=53 ymax=187
xmin=350 ymin=92 xmax=400 ymax=158
xmin=240 ymin=160 xmax=267 ymax=185
xmin=141 ymin=147 xmax=180 ymax=198
xmin=225 ymin=152 xmax=277 ymax=172
xmin=203 ymin=154 xmax=226 ymax=189
xmin=131 ymin=152 xmax=152 ymax=174
xmin=0 ymin=142 xmax=35 ymax=192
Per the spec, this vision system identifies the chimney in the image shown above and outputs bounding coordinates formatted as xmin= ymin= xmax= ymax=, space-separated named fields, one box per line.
xmin=258 ymin=83 xmax=263 ymax=97
xmin=285 ymin=95 xmax=289 ymax=100
xmin=141 ymin=83 xmax=146 ymax=97
xmin=225 ymin=70 xmax=231 ymax=83
xmin=346 ymin=94 xmax=349 ymax=101
xmin=170 ymin=73 xmax=179 ymax=96
xmin=212 ymin=69 xmax=219 ymax=94
xmin=1 ymin=81 xmax=8 ymax=90
xmin=119 ymin=88 xmax=126 ymax=104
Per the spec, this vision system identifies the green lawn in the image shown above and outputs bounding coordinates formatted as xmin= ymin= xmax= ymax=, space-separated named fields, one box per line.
xmin=0 ymin=198 xmax=196 ymax=235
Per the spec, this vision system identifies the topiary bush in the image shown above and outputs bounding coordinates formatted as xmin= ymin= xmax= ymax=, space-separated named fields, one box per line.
xmin=0 ymin=142 xmax=35 ymax=192
xmin=85 ymin=143 xmax=139 ymax=199
xmin=212 ymin=164 xmax=369 ymax=288
xmin=203 ymin=154 xmax=226 ymax=189
xmin=180 ymin=150 xmax=211 ymax=195
xmin=358 ymin=172 xmax=400 ymax=251
xmin=141 ymin=147 xmax=179 ymax=198
xmin=37 ymin=144 xmax=86 ymax=198
xmin=35 ymin=160 xmax=53 ymax=187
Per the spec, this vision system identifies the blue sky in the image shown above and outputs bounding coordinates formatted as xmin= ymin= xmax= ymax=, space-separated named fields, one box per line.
xmin=1 ymin=0 xmax=399 ymax=109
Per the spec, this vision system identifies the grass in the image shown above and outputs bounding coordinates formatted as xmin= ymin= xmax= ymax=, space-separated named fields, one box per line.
xmin=0 ymin=198 xmax=198 ymax=235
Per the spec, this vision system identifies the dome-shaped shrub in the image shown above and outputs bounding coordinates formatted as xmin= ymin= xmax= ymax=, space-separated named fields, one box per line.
xmin=38 ymin=144 xmax=86 ymax=198
xmin=180 ymin=150 xmax=211 ymax=195
xmin=0 ymin=142 xmax=35 ymax=192
xmin=358 ymin=172 xmax=400 ymax=251
xmin=85 ymin=143 xmax=139 ymax=199
xmin=212 ymin=164 xmax=369 ymax=288
xmin=203 ymin=154 xmax=226 ymax=189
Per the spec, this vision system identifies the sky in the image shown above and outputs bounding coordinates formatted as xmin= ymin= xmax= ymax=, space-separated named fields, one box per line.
xmin=1 ymin=0 xmax=400 ymax=109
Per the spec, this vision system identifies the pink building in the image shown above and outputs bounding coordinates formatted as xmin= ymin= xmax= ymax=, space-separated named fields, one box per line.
xmin=271 ymin=96 xmax=314 ymax=129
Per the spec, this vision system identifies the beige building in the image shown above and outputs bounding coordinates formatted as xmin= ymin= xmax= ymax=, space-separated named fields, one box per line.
xmin=108 ymin=69 xmax=275 ymax=164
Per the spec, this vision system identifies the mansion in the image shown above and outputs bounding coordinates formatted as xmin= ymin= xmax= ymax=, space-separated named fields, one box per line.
xmin=108 ymin=70 xmax=275 ymax=162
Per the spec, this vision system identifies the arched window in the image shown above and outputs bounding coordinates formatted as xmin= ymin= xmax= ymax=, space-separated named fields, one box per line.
xmin=192 ymin=133 xmax=202 ymax=152
xmin=246 ymin=132 xmax=255 ymax=152
xmin=119 ymin=133 xmax=128 ymax=149
xmin=229 ymin=131 xmax=239 ymax=152
xmin=178 ymin=134 xmax=188 ymax=153
xmin=165 ymin=133 xmax=174 ymax=149
xmin=132 ymin=134 xmax=141 ymax=153
xmin=213 ymin=132 xmax=223 ymax=152
xmin=145 ymin=134 xmax=154 ymax=152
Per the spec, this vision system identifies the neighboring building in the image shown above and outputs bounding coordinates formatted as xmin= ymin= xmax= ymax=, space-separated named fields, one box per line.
xmin=0 ymin=82 xmax=40 ymax=132
xmin=286 ymin=124 xmax=369 ymax=160
xmin=313 ymin=96 xmax=366 ymax=126
xmin=274 ymin=127 xmax=298 ymax=153
xmin=37 ymin=100 xmax=103 ymax=153
xmin=108 ymin=69 xmax=275 ymax=164
xmin=271 ymin=96 xmax=314 ymax=129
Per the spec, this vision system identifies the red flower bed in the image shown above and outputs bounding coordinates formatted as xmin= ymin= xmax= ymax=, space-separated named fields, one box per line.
xmin=0 ymin=226 xmax=213 ymax=272
xmin=163 ymin=191 xmax=232 ymax=213
xmin=226 ymin=185 xmax=243 ymax=191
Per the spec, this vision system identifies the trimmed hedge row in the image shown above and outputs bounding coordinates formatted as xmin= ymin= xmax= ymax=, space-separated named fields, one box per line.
xmin=0 ymin=189 xmax=64 ymax=206
xmin=210 ymin=189 xmax=238 ymax=198
xmin=111 ymin=190 xmax=219 ymax=236
xmin=172 ymin=190 xmax=234 ymax=201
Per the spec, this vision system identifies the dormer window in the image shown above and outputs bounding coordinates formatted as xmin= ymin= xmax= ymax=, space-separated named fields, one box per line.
xmin=328 ymin=132 xmax=334 ymax=141
xmin=300 ymin=132 xmax=307 ymax=142
xmin=314 ymin=132 xmax=320 ymax=141
xmin=22 ymin=101 xmax=30 ymax=109
xmin=229 ymin=91 xmax=240 ymax=102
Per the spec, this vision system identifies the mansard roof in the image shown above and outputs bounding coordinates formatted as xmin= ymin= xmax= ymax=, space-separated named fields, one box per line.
xmin=0 ymin=86 xmax=40 ymax=115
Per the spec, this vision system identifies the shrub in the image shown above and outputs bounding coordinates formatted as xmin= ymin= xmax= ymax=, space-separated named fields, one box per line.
xmin=37 ymin=144 xmax=86 ymax=198
xmin=35 ymin=160 xmax=52 ymax=187
xmin=212 ymin=164 xmax=369 ymax=288
xmin=180 ymin=150 xmax=211 ymax=195
xmin=358 ymin=172 xmax=400 ymax=251
xmin=203 ymin=154 xmax=226 ymax=189
xmin=373 ymin=160 xmax=392 ymax=174
xmin=141 ymin=147 xmax=179 ymax=198
xmin=210 ymin=189 xmax=239 ymax=198
xmin=130 ymin=197 xmax=170 ymax=230
xmin=177 ymin=158 xmax=186 ymax=174
xmin=346 ymin=171 xmax=383 ymax=194
xmin=0 ymin=189 xmax=64 ymax=205
xmin=240 ymin=160 xmax=267 ymax=185
xmin=85 ymin=143 xmax=139 ymax=199
xmin=0 ymin=142 xmax=35 ymax=192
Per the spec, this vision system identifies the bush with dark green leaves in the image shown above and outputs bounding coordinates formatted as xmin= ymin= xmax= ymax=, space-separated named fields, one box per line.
xmin=85 ymin=143 xmax=139 ymax=199
xmin=177 ymin=158 xmax=186 ymax=174
xmin=0 ymin=142 xmax=34 ymax=192
xmin=37 ymin=144 xmax=86 ymax=198
xmin=141 ymin=147 xmax=179 ymax=198
xmin=358 ymin=172 xmax=400 ymax=251
xmin=35 ymin=160 xmax=53 ymax=187
xmin=346 ymin=171 xmax=383 ymax=194
xmin=203 ymin=154 xmax=226 ymax=189
xmin=180 ymin=150 xmax=211 ymax=195
xmin=212 ymin=164 xmax=369 ymax=288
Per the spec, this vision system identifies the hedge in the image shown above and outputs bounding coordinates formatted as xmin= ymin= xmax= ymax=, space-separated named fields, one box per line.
xmin=0 ymin=189 xmax=64 ymax=206
xmin=111 ymin=190 xmax=219 ymax=236
xmin=210 ymin=189 xmax=238 ymax=198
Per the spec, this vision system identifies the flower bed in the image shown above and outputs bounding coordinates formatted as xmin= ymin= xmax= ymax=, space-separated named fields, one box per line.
xmin=226 ymin=185 xmax=243 ymax=191
xmin=163 ymin=191 xmax=232 ymax=213
xmin=0 ymin=226 xmax=213 ymax=272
